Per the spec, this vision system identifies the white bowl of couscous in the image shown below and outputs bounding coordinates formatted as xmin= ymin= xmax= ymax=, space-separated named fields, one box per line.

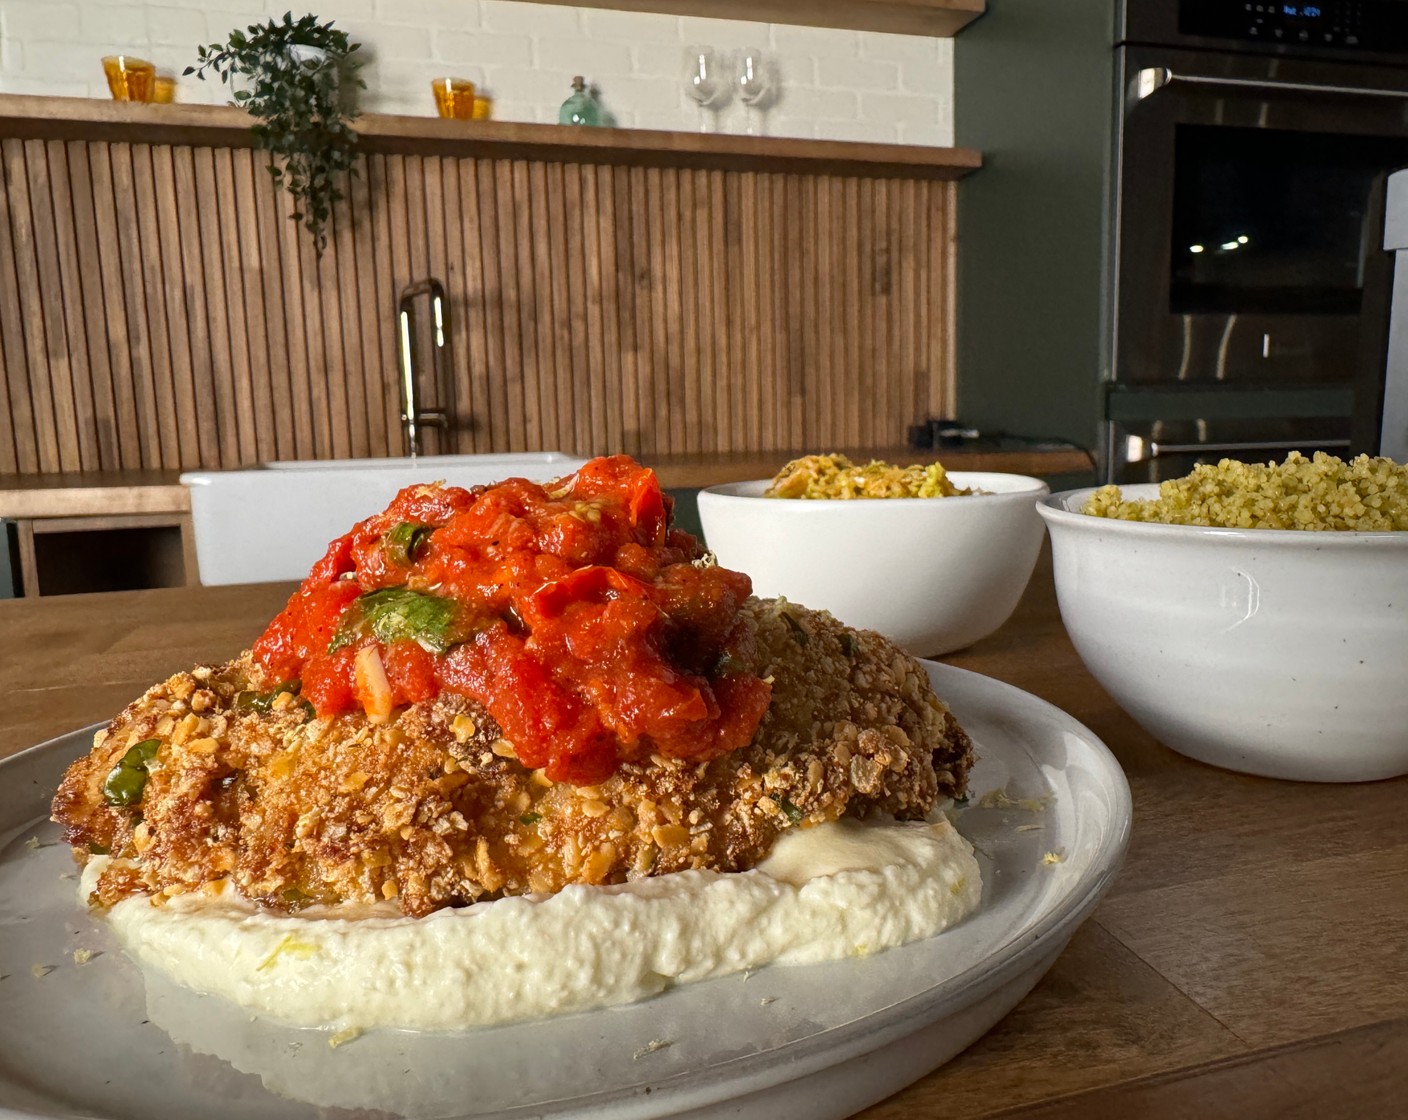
xmin=698 ymin=455 xmax=1049 ymax=657
xmin=1038 ymin=453 xmax=1408 ymax=783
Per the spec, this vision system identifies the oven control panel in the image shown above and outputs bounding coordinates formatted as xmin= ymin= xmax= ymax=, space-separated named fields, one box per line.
xmin=1180 ymin=0 xmax=1408 ymax=51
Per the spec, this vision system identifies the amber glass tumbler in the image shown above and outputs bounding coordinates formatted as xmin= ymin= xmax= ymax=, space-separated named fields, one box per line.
xmin=102 ymin=55 xmax=157 ymax=102
xmin=431 ymin=77 xmax=476 ymax=120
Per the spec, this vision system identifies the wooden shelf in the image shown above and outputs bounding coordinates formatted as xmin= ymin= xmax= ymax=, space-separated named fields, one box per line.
xmin=0 ymin=95 xmax=981 ymax=180
xmin=529 ymin=0 xmax=985 ymax=37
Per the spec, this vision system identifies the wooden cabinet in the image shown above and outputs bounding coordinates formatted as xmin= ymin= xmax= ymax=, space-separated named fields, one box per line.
xmin=0 ymin=472 xmax=196 ymax=596
xmin=13 ymin=514 xmax=195 ymax=596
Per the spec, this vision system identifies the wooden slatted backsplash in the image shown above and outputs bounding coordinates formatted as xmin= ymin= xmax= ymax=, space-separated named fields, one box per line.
xmin=0 ymin=104 xmax=963 ymax=474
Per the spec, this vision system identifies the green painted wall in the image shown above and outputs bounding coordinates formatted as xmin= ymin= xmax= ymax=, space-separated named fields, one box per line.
xmin=954 ymin=0 xmax=1116 ymax=452
xmin=0 ymin=521 xmax=15 ymax=598
xmin=666 ymin=489 xmax=704 ymax=541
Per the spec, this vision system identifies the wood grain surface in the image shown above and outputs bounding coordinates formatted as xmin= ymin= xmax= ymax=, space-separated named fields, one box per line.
xmin=0 ymin=98 xmax=972 ymax=476
xmin=0 ymin=96 xmax=982 ymax=178
xmin=526 ymin=0 xmax=985 ymax=38
xmin=2 ymin=549 xmax=1402 ymax=1118
xmin=0 ymin=470 xmax=189 ymax=516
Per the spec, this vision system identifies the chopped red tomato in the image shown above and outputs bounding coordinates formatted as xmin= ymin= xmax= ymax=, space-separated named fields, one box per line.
xmin=250 ymin=455 xmax=771 ymax=784
xmin=382 ymin=640 xmax=439 ymax=705
xmin=301 ymin=645 xmax=358 ymax=715
xmin=252 ymin=579 xmax=363 ymax=682
xmin=525 ymin=565 xmax=652 ymax=621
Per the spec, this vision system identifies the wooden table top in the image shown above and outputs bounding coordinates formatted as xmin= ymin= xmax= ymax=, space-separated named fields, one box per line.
xmin=2 ymin=552 xmax=1402 ymax=1118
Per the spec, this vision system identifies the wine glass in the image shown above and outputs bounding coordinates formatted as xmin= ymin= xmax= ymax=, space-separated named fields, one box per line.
xmin=684 ymin=47 xmax=729 ymax=133
xmin=736 ymin=49 xmax=771 ymax=136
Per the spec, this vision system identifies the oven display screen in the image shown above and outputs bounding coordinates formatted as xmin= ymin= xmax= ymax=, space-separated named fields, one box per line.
xmin=1179 ymin=0 xmax=1408 ymax=49
xmin=1170 ymin=125 xmax=1408 ymax=314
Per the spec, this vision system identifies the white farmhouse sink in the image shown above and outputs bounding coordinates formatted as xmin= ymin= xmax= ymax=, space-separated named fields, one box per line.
xmin=262 ymin=452 xmax=578 ymax=471
xmin=182 ymin=453 xmax=588 ymax=586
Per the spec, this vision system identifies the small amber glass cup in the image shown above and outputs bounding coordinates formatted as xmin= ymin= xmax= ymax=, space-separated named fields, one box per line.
xmin=152 ymin=74 xmax=176 ymax=104
xmin=431 ymin=77 xmax=477 ymax=120
xmin=472 ymin=95 xmax=493 ymax=120
xmin=102 ymin=55 xmax=157 ymax=102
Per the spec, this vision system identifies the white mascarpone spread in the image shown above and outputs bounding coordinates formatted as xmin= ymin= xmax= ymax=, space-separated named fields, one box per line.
xmin=83 ymin=816 xmax=981 ymax=1032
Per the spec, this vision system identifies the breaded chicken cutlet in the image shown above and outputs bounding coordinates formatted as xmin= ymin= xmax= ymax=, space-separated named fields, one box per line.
xmin=54 ymin=456 xmax=974 ymax=919
xmin=54 ymin=598 xmax=971 ymax=918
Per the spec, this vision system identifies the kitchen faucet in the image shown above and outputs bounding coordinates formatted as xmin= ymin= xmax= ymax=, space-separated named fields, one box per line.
xmin=397 ymin=278 xmax=451 ymax=458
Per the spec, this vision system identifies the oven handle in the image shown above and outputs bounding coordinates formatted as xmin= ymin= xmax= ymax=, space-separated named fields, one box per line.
xmin=1133 ymin=437 xmax=1352 ymax=461
xmin=1134 ymin=66 xmax=1408 ymax=103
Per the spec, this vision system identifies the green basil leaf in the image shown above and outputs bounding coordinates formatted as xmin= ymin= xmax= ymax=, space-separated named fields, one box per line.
xmin=330 ymin=587 xmax=462 ymax=654
xmin=384 ymin=522 xmax=433 ymax=566
xmin=235 ymin=679 xmax=301 ymax=714
xmin=780 ymin=612 xmax=809 ymax=646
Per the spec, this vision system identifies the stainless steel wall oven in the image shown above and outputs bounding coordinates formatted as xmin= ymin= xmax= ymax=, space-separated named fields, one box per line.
xmin=1107 ymin=0 xmax=1408 ymax=479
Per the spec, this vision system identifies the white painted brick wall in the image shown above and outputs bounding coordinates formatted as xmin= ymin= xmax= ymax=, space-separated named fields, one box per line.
xmin=0 ymin=0 xmax=954 ymax=146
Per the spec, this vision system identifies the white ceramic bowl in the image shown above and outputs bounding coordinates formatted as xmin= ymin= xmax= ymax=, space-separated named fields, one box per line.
xmin=697 ymin=473 xmax=1050 ymax=657
xmin=1039 ymin=485 xmax=1408 ymax=782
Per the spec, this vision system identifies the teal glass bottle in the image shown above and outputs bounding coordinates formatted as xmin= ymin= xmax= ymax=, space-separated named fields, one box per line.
xmin=559 ymin=76 xmax=601 ymax=126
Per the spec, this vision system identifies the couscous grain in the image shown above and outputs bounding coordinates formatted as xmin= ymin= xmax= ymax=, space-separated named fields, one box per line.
xmin=1083 ymin=452 xmax=1408 ymax=531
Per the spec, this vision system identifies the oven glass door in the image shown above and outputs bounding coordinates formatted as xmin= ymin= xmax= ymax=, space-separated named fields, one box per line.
xmin=1171 ymin=124 xmax=1408 ymax=316
xmin=1114 ymin=47 xmax=1408 ymax=388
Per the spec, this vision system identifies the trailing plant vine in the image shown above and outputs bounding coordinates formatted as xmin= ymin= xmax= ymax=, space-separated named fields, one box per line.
xmin=187 ymin=12 xmax=364 ymax=252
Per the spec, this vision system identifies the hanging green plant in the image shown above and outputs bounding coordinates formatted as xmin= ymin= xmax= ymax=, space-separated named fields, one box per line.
xmin=186 ymin=12 xmax=364 ymax=252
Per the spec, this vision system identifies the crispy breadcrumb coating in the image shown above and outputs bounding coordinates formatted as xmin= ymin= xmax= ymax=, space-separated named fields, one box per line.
xmin=53 ymin=600 xmax=972 ymax=918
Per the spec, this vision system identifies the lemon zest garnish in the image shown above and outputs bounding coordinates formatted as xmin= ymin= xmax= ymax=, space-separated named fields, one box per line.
xmin=256 ymin=933 xmax=320 ymax=971
xmin=976 ymin=786 xmax=1051 ymax=813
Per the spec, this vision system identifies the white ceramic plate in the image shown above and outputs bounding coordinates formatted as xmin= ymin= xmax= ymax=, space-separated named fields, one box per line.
xmin=0 ymin=663 xmax=1130 ymax=1120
